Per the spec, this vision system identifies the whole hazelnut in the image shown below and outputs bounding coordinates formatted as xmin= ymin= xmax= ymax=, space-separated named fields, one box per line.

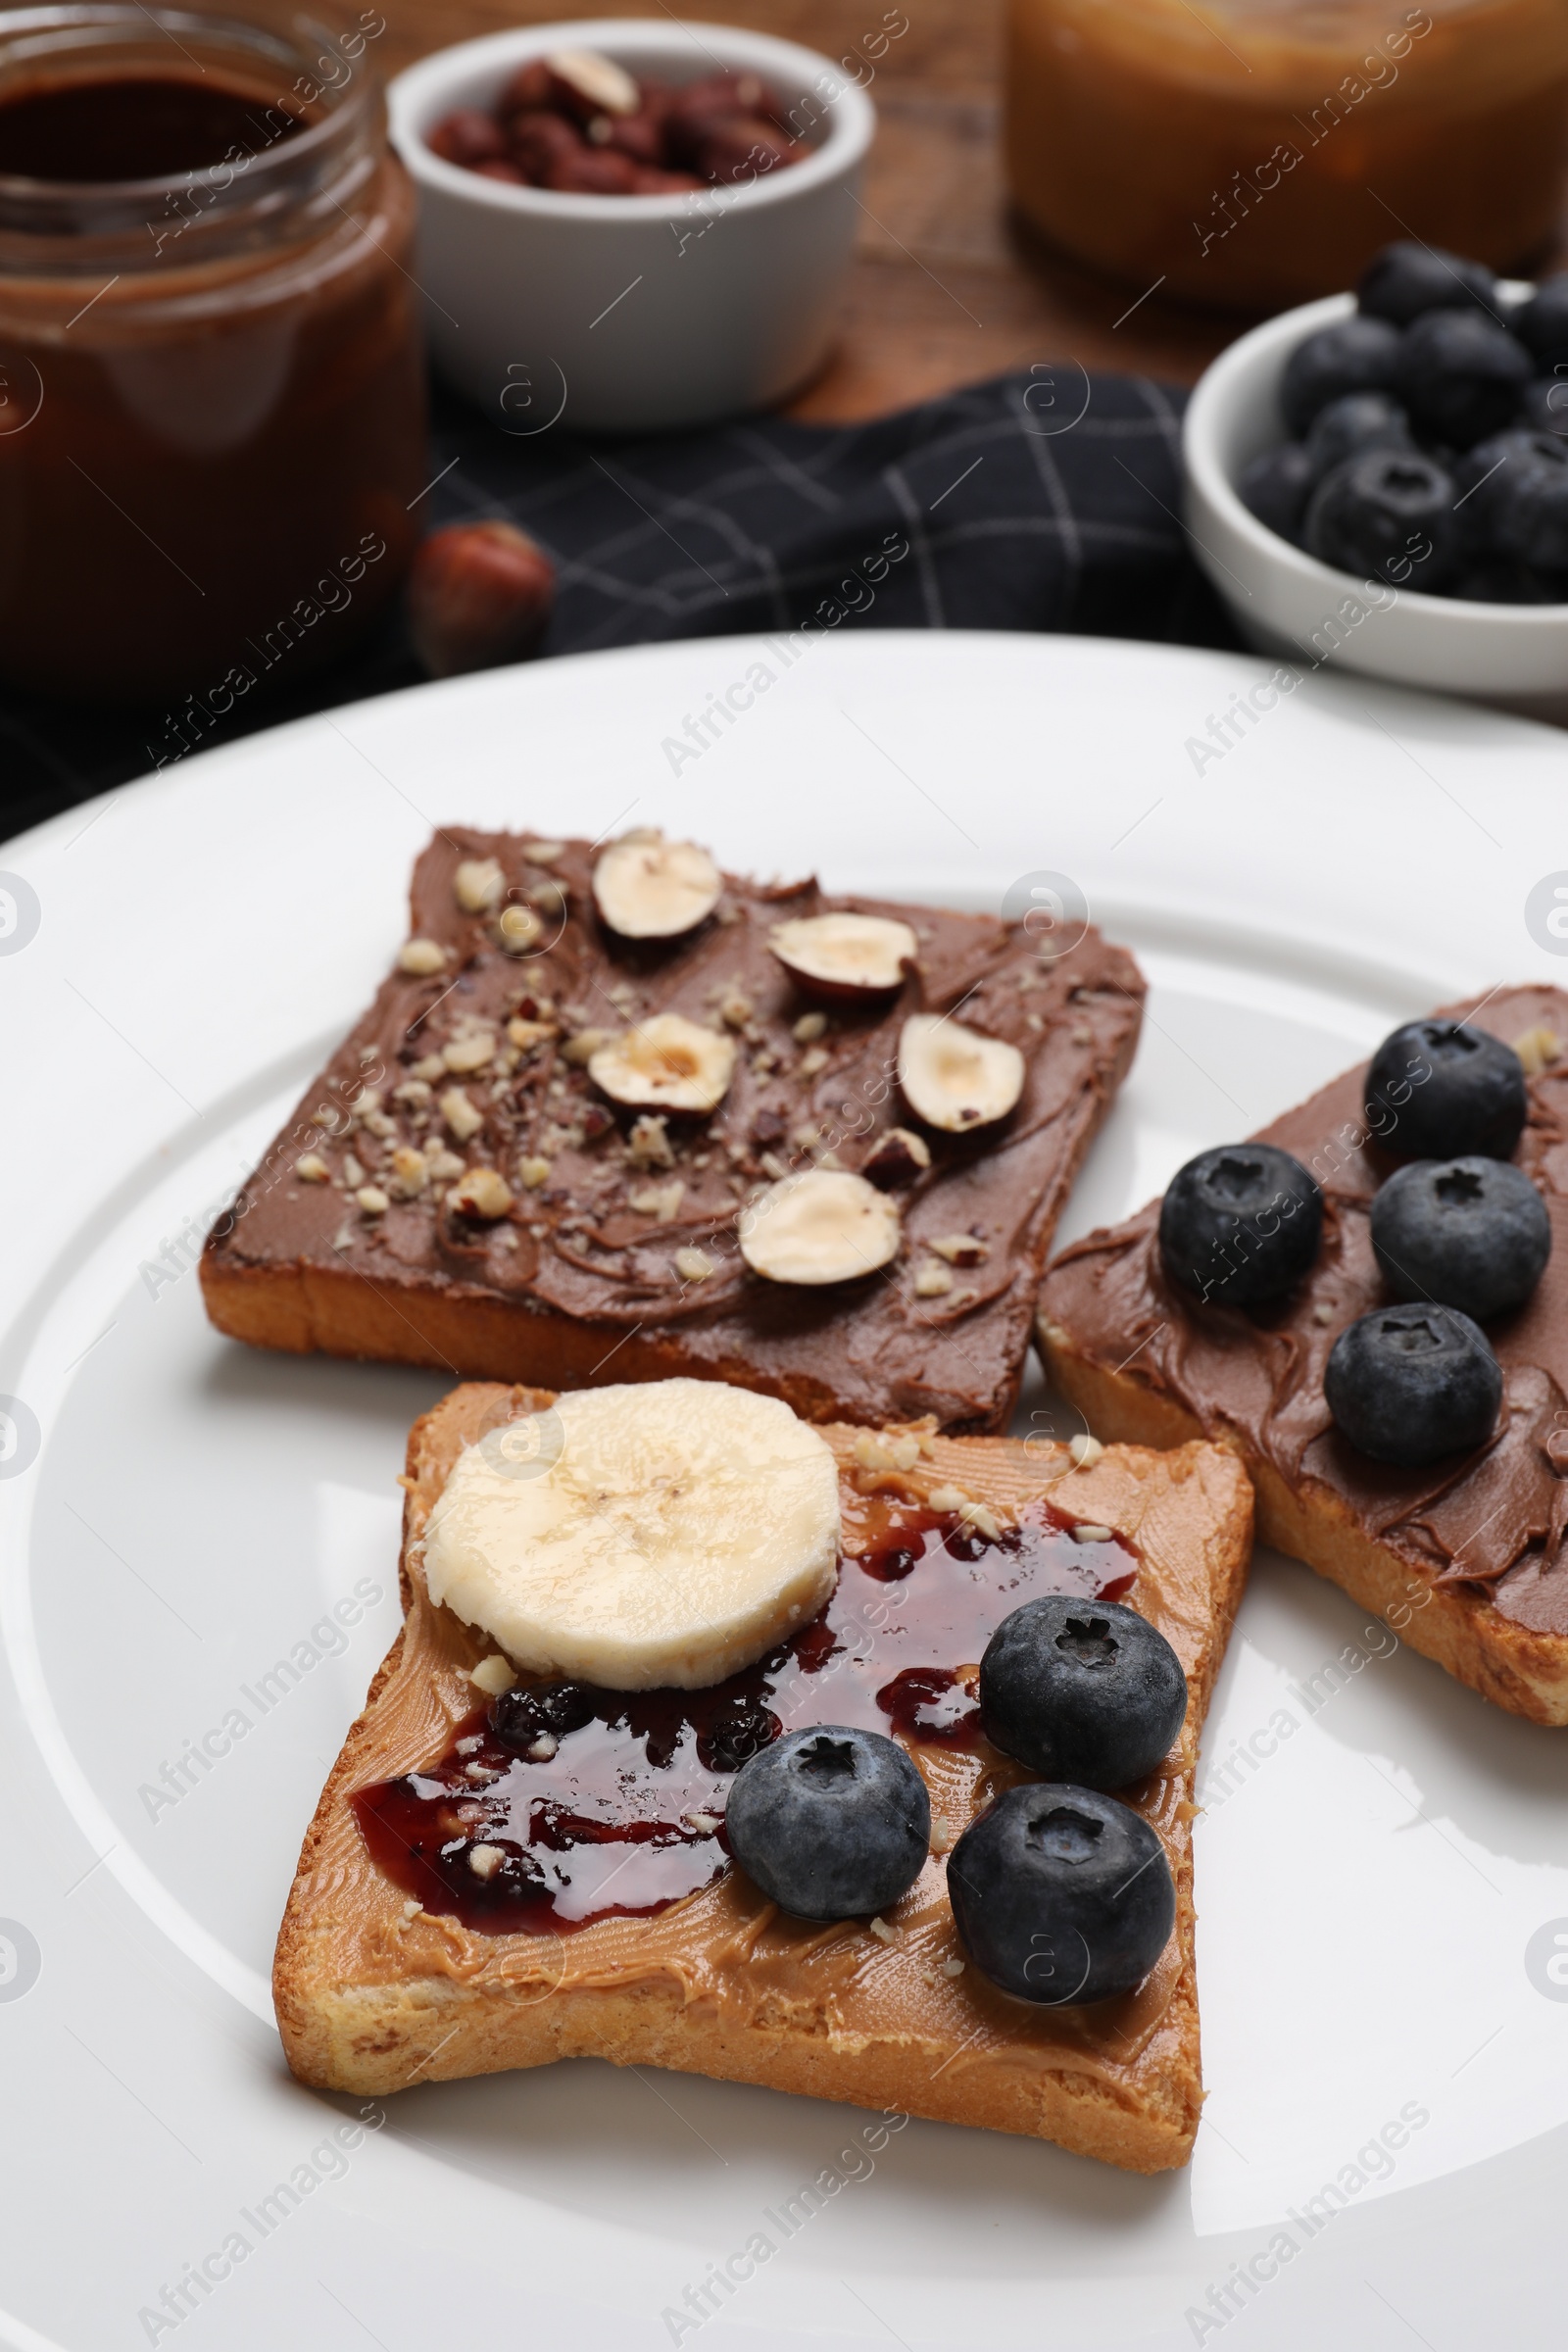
xmin=407 ymin=522 xmax=556 ymax=678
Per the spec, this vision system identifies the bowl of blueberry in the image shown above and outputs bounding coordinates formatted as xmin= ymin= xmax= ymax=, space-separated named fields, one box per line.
xmin=1183 ymin=239 xmax=1568 ymax=715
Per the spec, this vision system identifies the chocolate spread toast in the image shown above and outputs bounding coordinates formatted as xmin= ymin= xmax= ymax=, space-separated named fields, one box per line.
xmin=273 ymin=1385 xmax=1253 ymax=2172
xmin=1038 ymin=987 xmax=1568 ymax=1726
xmin=201 ymin=829 xmax=1145 ymax=1432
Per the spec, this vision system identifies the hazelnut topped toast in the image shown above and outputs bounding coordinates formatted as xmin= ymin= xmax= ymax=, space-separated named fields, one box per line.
xmin=274 ymin=1377 xmax=1253 ymax=2175
xmin=1039 ymin=989 xmax=1568 ymax=1726
xmin=201 ymin=827 xmax=1145 ymax=1432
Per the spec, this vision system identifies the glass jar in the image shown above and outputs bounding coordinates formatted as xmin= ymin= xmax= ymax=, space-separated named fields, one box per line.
xmin=1005 ymin=0 xmax=1568 ymax=309
xmin=0 ymin=4 xmax=425 ymax=707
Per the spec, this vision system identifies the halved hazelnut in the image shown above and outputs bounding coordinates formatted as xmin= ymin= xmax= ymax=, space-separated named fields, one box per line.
xmin=769 ymin=911 xmax=918 ymax=999
xmin=927 ymin=1232 xmax=988 ymax=1265
xmin=589 ymin=1013 xmax=735 ymax=1113
xmin=546 ymin=46 xmax=640 ymax=118
xmin=862 ymin=1127 xmax=931 ymax=1189
xmin=455 ymin=858 xmax=505 ymax=914
xmin=740 ymin=1169 xmax=901 ymax=1286
xmin=593 ymin=832 xmax=721 ymax=940
xmin=899 ymin=1013 xmax=1024 ymax=1133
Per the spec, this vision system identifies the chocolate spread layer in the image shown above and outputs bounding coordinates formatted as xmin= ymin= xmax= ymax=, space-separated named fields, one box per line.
xmin=210 ymin=831 xmax=1145 ymax=1430
xmin=1040 ymin=987 xmax=1568 ymax=1637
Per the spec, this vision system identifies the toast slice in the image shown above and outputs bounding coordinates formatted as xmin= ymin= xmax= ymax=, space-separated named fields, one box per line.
xmin=201 ymin=828 xmax=1145 ymax=1433
xmin=274 ymin=1384 xmax=1253 ymax=2174
xmin=1038 ymin=985 xmax=1568 ymax=1727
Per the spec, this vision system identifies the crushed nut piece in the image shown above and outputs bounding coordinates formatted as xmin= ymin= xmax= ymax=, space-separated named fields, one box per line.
xmin=957 ymin=1500 xmax=1004 ymax=1541
xmin=562 ymin=1026 xmax=615 ymax=1065
xmin=452 ymin=1166 xmax=514 ymax=1220
xmin=628 ymin=1113 xmax=675 ymax=1168
xmin=411 ymin=1053 xmax=447 ymax=1084
xmin=455 ymin=857 xmax=505 ymax=913
xmin=928 ymin=1232 xmax=988 ymax=1265
xmin=508 ymin=1015 xmax=558 ymax=1053
xmin=517 ymin=1155 xmax=552 ymax=1189
xmin=719 ymin=986 xmax=754 ymax=1028
xmin=929 ymin=1818 xmax=954 ymax=1855
xmin=862 ymin=1126 xmax=931 ymax=1189
xmin=393 ymin=1078 xmax=432 ymax=1107
xmin=793 ymin=1010 xmax=827 ymax=1043
xmin=389 ymin=1146 xmax=428 ymax=1198
xmin=798 ymin=1046 xmax=830 ymax=1077
xmin=526 ymin=839 xmax=565 ymax=864
xmin=498 ymin=904 xmax=543 ymax=954
xmin=1072 ymin=1523 xmax=1115 ymax=1544
xmin=1514 ymin=1024 xmax=1562 ymax=1077
xmin=350 ymin=1086 xmax=383 ymax=1119
xmin=426 ymin=1147 xmax=465 ymax=1181
xmin=440 ymin=1086 xmax=484 ymax=1142
xmin=341 ymin=1152 xmax=367 ymax=1189
xmin=1312 ymin=1300 xmax=1336 ymax=1326
xmin=295 ymin=1152 xmax=329 ymax=1183
xmin=674 ymin=1247 xmax=714 ymax=1283
xmin=1069 ymin=1433 xmax=1104 ymax=1468
xmin=530 ymin=878 xmax=567 ymax=915
xmin=356 ymin=1185 xmax=390 ymax=1216
xmin=467 ymin=1842 xmax=506 ymax=1880
xmin=940 ymin=1955 xmax=965 ymax=1979
xmin=855 ymin=1432 xmax=895 ymax=1471
xmin=1026 ymin=1012 xmax=1045 ymax=1032
xmin=526 ymin=1732 xmax=559 ymax=1761
xmin=683 ymin=1809 xmax=723 ymax=1834
xmin=442 ymin=1029 xmax=496 ymax=1075
xmin=629 ymin=1179 xmax=686 ymax=1221
xmin=791 ymin=1122 xmax=821 ymax=1151
xmin=867 ymin=1916 xmax=898 ymax=1945
xmin=398 ymin=937 xmax=447 ymax=976
xmin=1071 ymin=1023 xmax=1094 ymax=1047
xmin=468 ymin=1655 xmax=516 ymax=1695
xmin=927 ymin=1483 xmax=969 ymax=1510
xmin=915 ymin=1263 xmax=955 ymax=1297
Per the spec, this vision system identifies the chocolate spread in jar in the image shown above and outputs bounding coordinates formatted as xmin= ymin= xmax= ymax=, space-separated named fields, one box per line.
xmin=1041 ymin=987 xmax=1568 ymax=1636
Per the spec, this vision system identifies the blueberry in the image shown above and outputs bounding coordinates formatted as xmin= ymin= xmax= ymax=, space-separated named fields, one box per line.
xmin=1490 ymin=451 xmax=1568 ymax=572
xmin=1304 ymin=449 xmax=1459 ymax=588
xmin=1364 ymin=1019 xmax=1527 ymax=1160
xmin=1324 ymin=1303 xmax=1501 ymax=1466
xmin=1370 ymin=1156 xmax=1551 ymax=1322
xmin=1512 ymin=272 xmax=1568 ymax=372
xmin=1357 ymin=241 xmax=1498 ymax=325
xmin=980 ymin=1597 xmax=1187 ymax=1789
xmin=1237 ymin=442 xmax=1315 ymax=545
xmin=948 ymin=1785 xmax=1174 ymax=2005
xmin=725 ymin=1724 xmax=929 ymax=1920
xmin=1519 ymin=376 xmax=1568 ymax=440
xmin=1450 ymin=429 xmax=1568 ymax=548
xmin=1158 ymin=1143 xmax=1323 ymax=1308
xmin=1281 ymin=316 xmax=1402 ymax=436
xmin=1396 ymin=311 xmax=1531 ymax=449
xmin=490 ymin=1681 xmax=596 ymax=1748
xmin=1445 ymin=557 xmax=1568 ymax=604
xmin=1303 ymin=391 xmax=1412 ymax=482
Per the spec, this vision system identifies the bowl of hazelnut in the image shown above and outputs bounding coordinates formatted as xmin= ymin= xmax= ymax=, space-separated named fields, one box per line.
xmin=387 ymin=19 xmax=876 ymax=434
xmin=1182 ymin=239 xmax=1568 ymax=721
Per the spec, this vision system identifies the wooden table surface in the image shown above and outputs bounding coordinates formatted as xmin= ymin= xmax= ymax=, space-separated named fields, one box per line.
xmin=376 ymin=0 xmax=1256 ymax=421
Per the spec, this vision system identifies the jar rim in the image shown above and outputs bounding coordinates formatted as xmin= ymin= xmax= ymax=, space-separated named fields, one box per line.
xmin=0 ymin=4 xmax=377 ymax=197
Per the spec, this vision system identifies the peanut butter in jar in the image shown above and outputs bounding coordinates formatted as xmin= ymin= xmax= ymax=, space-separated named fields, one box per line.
xmin=1005 ymin=0 xmax=1568 ymax=308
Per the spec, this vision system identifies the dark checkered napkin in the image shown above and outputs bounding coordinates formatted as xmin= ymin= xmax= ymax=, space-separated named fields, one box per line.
xmin=0 ymin=368 xmax=1237 ymax=837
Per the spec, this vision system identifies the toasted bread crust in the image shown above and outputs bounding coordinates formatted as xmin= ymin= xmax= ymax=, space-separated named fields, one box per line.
xmin=274 ymin=1390 xmax=1253 ymax=2172
xmin=1039 ymin=1336 xmax=1568 ymax=1727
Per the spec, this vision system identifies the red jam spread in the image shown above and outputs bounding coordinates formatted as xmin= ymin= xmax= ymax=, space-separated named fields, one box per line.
xmin=353 ymin=1502 xmax=1139 ymax=1935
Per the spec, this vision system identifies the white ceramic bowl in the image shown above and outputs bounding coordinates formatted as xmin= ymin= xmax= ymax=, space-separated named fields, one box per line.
xmin=1183 ymin=282 xmax=1568 ymax=721
xmin=387 ymin=19 xmax=874 ymax=435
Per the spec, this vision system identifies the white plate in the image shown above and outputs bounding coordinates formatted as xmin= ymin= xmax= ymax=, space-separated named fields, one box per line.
xmin=2 ymin=631 xmax=1566 ymax=2352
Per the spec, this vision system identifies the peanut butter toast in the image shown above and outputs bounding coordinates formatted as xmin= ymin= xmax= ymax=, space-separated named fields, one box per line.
xmin=273 ymin=1383 xmax=1252 ymax=2174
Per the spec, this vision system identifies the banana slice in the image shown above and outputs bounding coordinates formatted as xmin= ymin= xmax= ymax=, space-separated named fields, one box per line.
xmin=422 ymin=1379 xmax=841 ymax=1690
